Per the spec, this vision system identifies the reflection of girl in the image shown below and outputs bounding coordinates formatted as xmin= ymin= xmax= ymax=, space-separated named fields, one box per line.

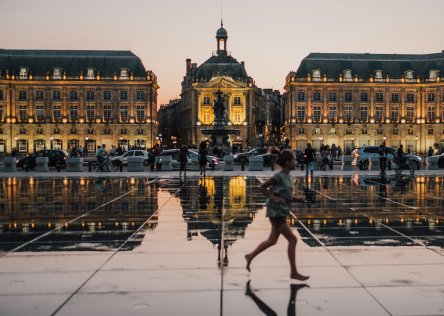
xmin=198 ymin=141 xmax=208 ymax=176
xmin=245 ymin=149 xmax=309 ymax=281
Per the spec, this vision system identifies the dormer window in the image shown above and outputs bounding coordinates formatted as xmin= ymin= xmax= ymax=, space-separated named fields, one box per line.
xmin=19 ymin=67 xmax=28 ymax=79
xmin=374 ymin=70 xmax=383 ymax=82
xmin=53 ymin=68 xmax=62 ymax=80
xmin=119 ymin=68 xmax=129 ymax=80
xmin=86 ymin=68 xmax=95 ymax=80
xmin=312 ymin=69 xmax=321 ymax=82
xmin=343 ymin=69 xmax=352 ymax=82
xmin=429 ymin=69 xmax=438 ymax=82
xmin=405 ymin=70 xmax=414 ymax=82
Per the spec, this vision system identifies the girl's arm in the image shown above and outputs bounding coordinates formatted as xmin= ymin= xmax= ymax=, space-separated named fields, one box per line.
xmin=260 ymin=178 xmax=285 ymax=204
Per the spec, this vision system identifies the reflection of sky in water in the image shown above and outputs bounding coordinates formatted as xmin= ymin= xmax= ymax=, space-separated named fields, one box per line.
xmin=0 ymin=175 xmax=443 ymax=254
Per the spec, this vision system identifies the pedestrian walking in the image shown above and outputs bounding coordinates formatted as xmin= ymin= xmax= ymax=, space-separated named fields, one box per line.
xmin=320 ymin=145 xmax=332 ymax=170
xmin=428 ymin=146 xmax=434 ymax=157
xmin=304 ymin=143 xmax=315 ymax=178
xmin=379 ymin=142 xmax=387 ymax=175
xmin=147 ymin=148 xmax=155 ymax=171
xmin=337 ymin=146 xmax=343 ymax=160
xmin=245 ymin=149 xmax=309 ymax=281
xmin=179 ymin=145 xmax=189 ymax=180
xmin=154 ymin=144 xmax=162 ymax=170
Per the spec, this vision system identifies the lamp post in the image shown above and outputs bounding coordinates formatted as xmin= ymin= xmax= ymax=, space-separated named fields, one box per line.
xmin=85 ymin=136 xmax=88 ymax=157
xmin=50 ymin=136 xmax=54 ymax=150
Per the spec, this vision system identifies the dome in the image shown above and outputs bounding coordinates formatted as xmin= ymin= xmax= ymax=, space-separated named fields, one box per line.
xmin=195 ymin=55 xmax=248 ymax=81
xmin=216 ymin=26 xmax=228 ymax=38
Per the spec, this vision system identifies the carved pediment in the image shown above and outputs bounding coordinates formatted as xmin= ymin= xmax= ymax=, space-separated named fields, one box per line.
xmin=199 ymin=76 xmax=247 ymax=89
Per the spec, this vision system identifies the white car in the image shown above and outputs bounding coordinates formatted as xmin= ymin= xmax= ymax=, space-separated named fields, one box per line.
xmin=356 ymin=146 xmax=422 ymax=170
xmin=110 ymin=150 xmax=149 ymax=165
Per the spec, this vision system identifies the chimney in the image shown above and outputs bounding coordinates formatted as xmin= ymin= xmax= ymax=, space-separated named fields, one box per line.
xmin=186 ymin=58 xmax=191 ymax=74
xmin=241 ymin=61 xmax=245 ymax=69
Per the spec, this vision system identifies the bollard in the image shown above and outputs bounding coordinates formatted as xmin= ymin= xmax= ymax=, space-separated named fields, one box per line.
xmin=119 ymin=163 xmax=123 ymax=172
xmin=25 ymin=164 xmax=29 ymax=172
xmin=241 ymin=161 xmax=245 ymax=171
xmin=88 ymin=161 xmax=92 ymax=172
xmin=388 ymin=161 xmax=392 ymax=170
xmin=211 ymin=161 xmax=215 ymax=171
xmin=56 ymin=165 xmax=61 ymax=172
xmin=150 ymin=163 xmax=154 ymax=171
xmin=271 ymin=163 xmax=274 ymax=171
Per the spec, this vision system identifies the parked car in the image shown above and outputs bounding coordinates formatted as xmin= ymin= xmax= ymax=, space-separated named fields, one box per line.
xmin=356 ymin=146 xmax=422 ymax=170
xmin=436 ymin=153 xmax=444 ymax=168
xmin=159 ymin=149 xmax=218 ymax=169
xmin=110 ymin=150 xmax=149 ymax=165
xmin=16 ymin=149 xmax=69 ymax=170
xmin=188 ymin=149 xmax=219 ymax=167
xmin=233 ymin=148 xmax=268 ymax=164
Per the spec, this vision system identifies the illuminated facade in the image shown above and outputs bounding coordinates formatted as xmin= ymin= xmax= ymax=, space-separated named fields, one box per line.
xmin=284 ymin=52 xmax=444 ymax=153
xmin=159 ymin=24 xmax=279 ymax=148
xmin=0 ymin=49 xmax=158 ymax=154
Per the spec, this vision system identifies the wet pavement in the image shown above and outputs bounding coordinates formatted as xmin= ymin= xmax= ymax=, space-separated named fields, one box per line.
xmin=0 ymin=174 xmax=443 ymax=315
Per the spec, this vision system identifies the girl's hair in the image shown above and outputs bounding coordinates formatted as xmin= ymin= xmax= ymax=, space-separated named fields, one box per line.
xmin=276 ymin=149 xmax=295 ymax=167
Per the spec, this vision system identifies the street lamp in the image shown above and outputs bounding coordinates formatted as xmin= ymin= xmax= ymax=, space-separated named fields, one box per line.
xmin=50 ymin=136 xmax=54 ymax=150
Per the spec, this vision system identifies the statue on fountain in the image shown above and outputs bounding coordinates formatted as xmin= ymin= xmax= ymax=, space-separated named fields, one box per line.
xmin=213 ymin=90 xmax=225 ymax=124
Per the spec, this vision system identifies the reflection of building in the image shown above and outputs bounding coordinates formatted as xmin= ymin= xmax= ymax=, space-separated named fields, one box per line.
xmin=158 ymin=24 xmax=282 ymax=148
xmin=293 ymin=176 xmax=444 ymax=247
xmin=285 ymin=52 xmax=444 ymax=153
xmin=0 ymin=50 xmax=158 ymax=154
xmin=0 ymin=177 xmax=159 ymax=251
xmin=177 ymin=176 xmax=266 ymax=265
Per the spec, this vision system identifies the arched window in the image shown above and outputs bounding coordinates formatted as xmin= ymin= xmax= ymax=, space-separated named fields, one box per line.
xmin=53 ymin=68 xmax=62 ymax=80
xmin=429 ymin=69 xmax=438 ymax=82
xmin=19 ymin=67 xmax=28 ymax=79
xmin=86 ymin=68 xmax=94 ymax=80
xmin=404 ymin=70 xmax=414 ymax=82
xmin=312 ymin=69 xmax=321 ymax=81
xmin=343 ymin=69 xmax=352 ymax=82
xmin=120 ymin=68 xmax=129 ymax=80
xmin=374 ymin=70 xmax=383 ymax=82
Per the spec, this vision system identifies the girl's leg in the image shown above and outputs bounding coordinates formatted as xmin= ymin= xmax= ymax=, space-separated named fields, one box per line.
xmin=245 ymin=225 xmax=280 ymax=272
xmin=278 ymin=223 xmax=309 ymax=281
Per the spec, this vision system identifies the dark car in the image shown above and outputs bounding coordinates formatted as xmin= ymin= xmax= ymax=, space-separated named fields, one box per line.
xmin=233 ymin=148 xmax=268 ymax=164
xmin=16 ymin=150 xmax=69 ymax=170
xmin=437 ymin=154 xmax=444 ymax=168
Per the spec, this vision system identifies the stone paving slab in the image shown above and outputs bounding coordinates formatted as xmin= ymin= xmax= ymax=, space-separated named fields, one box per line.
xmin=0 ymin=175 xmax=444 ymax=315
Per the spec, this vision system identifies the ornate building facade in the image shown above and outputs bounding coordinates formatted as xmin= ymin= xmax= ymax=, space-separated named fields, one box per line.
xmin=0 ymin=49 xmax=158 ymax=154
xmin=159 ymin=24 xmax=277 ymax=149
xmin=284 ymin=52 xmax=444 ymax=154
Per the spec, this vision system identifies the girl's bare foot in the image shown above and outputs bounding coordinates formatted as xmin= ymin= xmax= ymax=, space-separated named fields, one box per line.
xmin=245 ymin=254 xmax=252 ymax=272
xmin=290 ymin=273 xmax=309 ymax=281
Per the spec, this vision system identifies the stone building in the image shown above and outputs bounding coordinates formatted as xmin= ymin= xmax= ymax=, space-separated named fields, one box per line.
xmin=158 ymin=99 xmax=181 ymax=148
xmin=159 ymin=24 xmax=271 ymax=149
xmin=0 ymin=49 xmax=158 ymax=154
xmin=284 ymin=52 xmax=444 ymax=154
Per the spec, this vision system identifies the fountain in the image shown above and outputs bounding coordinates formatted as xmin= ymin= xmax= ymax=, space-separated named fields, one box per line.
xmin=201 ymin=89 xmax=240 ymax=153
